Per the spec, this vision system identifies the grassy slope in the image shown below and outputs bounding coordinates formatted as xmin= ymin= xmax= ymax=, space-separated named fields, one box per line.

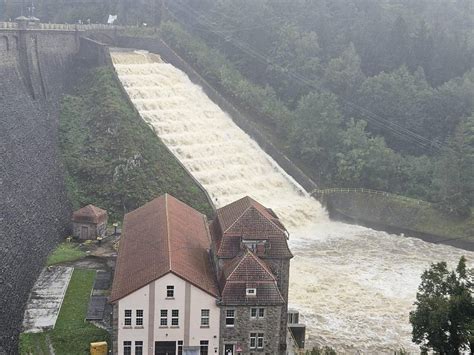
xmin=46 ymin=243 xmax=87 ymax=266
xmin=50 ymin=269 xmax=109 ymax=355
xmin=19 ymin=269 xmax=108 ymax=355
xmin=60 ymin=66 xmax=213 ymax=221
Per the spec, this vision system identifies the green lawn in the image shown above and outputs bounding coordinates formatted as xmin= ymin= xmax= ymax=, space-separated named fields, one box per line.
xmin=19 ymin=332 xmax=50 ymax=355
xmin=20 ymin=269 xmax=110 ymax=355
xmin=46 ymin=242 xmax=87 ymax=266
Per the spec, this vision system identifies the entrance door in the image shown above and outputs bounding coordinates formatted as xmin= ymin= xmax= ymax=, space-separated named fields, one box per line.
xmin=155 ymin=341 xmax=176 ymax=355
xmin=224 ymin=344 xmax=234 ymax=355
xmin=80 ymin=226 xmax=89 ymax=239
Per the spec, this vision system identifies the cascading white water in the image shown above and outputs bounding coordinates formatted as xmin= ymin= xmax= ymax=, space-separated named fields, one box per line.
xmin=112 ymin=51 xmax=472 ymax=353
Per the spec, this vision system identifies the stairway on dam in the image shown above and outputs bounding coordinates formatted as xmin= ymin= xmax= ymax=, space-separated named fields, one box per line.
xmin=111 ymin=50 xmax=473 ymax=353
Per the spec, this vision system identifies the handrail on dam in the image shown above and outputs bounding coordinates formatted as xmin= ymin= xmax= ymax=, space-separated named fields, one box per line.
xmin=311 ymin=187 xmax=433 ymax=206
xmin=0 ymin=21 xmax=122 ymax=31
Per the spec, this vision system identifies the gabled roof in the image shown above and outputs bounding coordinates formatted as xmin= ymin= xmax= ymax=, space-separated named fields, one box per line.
xmin=213 ymin=196 xmax=292 ymax=259
xmin=72 ymin=204 xmax=107 ymax=224
xmin=223 ymin=249 xmax=276 ymax=282
xmin=110 ymin=194 xmax=219 ymax=302
xmin=220 ymin=249 xmax=284 ymax=305
xmin=217 ymin=196 xmax=287 ymax=234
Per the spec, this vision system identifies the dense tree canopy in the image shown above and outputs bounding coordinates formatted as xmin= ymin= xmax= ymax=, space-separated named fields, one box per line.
xmin=409 ymin=257 xmax=473 ymax=354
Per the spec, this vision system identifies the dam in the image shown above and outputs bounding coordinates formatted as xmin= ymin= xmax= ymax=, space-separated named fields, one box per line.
xmin=111 ymin=50 xmax=473 ymax=353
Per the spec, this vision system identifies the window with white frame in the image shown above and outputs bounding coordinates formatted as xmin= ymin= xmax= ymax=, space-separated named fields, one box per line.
xmin=250 ymin=307 xmax=265 ymax=319
xmin=250 ymin=333 xmax=264 ymax=349
xmin=246 ymin=287 xmax=257 ymax=297
xmin=136 ymin=309 xmax=143 ymax=326
xmin=178 ymin=340 xmax=183 ymax=355
xmin=123 ymin=341 xmax=132 ymax=355
xmin=200 ymin=340 xmax=209 ymax=355
xmin=257 ymin=333 xmax=264 ymax=348
xmin=201 ymin=309 xmax=210 ymax=327
xmin=160 ymin=309 xmax=168 ymax=326
xmin=167 ymin=285 xmax=174 ymax=298
xmin=171 ymin=309 xmax=179 ymax=326
xmin=225 ymin=309 xmax=235 ymax=326
xmin=135 ymin=341 xmax=143 ymax=355
xmin=124 ymin=309 xmax=132 ymax=326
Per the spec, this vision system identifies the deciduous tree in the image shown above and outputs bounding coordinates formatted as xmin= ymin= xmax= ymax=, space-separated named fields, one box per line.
xmin=409 ymin=257 xmax=474 ymax=354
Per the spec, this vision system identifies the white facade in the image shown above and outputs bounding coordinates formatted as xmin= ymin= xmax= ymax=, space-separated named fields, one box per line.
xmin=117 ymin=272 xmax=220 ymax=355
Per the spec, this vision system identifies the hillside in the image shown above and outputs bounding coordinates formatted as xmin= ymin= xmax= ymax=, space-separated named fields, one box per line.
xmin=59 ymin=66 xmax=213 ymax=220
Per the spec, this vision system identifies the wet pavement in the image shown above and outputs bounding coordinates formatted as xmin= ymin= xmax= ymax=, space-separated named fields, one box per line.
xmin=22 ymin=266 xmax=73 ymax=333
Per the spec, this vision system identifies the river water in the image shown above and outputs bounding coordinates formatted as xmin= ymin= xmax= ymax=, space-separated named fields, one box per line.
xmin=111 ymin=50 xmax=472 ymax=353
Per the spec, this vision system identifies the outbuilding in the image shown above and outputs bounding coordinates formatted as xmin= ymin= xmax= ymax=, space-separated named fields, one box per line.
xmin=72 ymin=204 xmax=108 ymax=240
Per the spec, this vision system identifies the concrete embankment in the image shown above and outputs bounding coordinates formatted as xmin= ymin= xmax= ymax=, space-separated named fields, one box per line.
xmin=0 ymin=28 xmax=109 ymax=353
xmin=322 ymin=191 xmax=474 ymax=251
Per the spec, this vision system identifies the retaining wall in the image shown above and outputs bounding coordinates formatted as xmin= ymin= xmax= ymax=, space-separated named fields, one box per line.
xmin=324 ymin=192 xmax=474 ymax=251
xmin=0 ymin=28 xmax=80 ymax=354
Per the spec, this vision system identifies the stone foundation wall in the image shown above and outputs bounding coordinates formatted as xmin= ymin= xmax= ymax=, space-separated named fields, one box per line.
xmin=264 ymin=258 xmax=291 ymax=351
xmin=219 ymin=305 xmax=282 ymax=355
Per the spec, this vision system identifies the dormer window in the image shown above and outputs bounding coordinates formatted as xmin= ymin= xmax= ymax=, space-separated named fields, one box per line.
xmin=246 ymin=288 xmax=257 ymax=297
xmin=242 ymin=239 xmax=268 ymax=255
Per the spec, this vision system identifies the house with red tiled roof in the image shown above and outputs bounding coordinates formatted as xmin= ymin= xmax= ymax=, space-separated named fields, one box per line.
xmin=110 ymin=194 xmax=292 ymax=355
xmin=72 ymin=204 xmax=108 ymax=240
xmin=110 ymin=194 xmax=220 ymax=355
xmin=210 ymin=196 xmax=293 ymax=355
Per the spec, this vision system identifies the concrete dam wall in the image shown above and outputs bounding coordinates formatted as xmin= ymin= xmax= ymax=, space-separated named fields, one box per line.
xmin=0 ymin=28 xmax=98 ymax=353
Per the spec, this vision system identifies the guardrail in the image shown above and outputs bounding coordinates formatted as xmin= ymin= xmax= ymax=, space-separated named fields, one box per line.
xmin=311 ymin=187 xmax=433 ymax=206
xmin=0 ymin=21 xmax=122 ymax=31
xmin=0 ymin=21 xmax=17 ymax=29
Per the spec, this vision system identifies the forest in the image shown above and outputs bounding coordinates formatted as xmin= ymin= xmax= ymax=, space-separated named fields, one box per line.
xmin=158 ymin=0 xmax=474 ymax=217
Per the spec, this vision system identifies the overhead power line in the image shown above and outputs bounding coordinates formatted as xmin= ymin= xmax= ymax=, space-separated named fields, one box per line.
xmin=166 ymin=0 xmax=454 ymax=153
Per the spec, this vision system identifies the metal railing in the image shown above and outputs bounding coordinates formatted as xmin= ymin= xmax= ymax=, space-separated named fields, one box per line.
xmin=0 ymin=21 xmax=121 ymax=31
xmin=311 ymin=187 xmax=433 ymax=206
xmin=0 ymin=21 xmax=18 ymax=29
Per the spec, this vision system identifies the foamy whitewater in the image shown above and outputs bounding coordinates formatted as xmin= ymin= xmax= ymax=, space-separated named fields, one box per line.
xmin=112 ymin=51 xmax=472 ymax=353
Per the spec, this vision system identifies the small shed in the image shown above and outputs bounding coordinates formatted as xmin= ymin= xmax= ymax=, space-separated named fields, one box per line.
xmin=72 ymin=205 xmax=108 ymax=240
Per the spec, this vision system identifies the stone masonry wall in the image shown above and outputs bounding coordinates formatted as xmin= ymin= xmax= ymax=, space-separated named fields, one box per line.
xmin=219 ymin=306 xmax=282 ymax=355
xmin=0 ymin=28 xmax=80 ymax=354
xmin=265 ymin=258 xmax=291 ymax=351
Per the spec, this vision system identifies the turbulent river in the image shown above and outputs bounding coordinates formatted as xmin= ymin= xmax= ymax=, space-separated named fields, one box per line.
xmin=112 ymin=50 xmax=472 ymax=353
